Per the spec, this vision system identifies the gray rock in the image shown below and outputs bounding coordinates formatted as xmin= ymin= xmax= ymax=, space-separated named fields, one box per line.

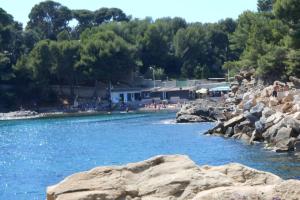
xmin=250 ymin=102 xmax=265 ymax=118
xmin=281 ymin=117 xmax=300 ymax=136
xmin=255 ymin=120 xmax=265 ymax=134
xmin=274 ymin=127 xmax=295 ymax=151
xmin=224 ymin=114 xmax=245 ymax=129
xmin=176 ymin=99 xmax=225 ymax=122
xmin=262 ymin=107 xmax=276 ymax=118
xmin=250 ymin=130 xmax=264 ymax=143
xmin=244 ymin=111 xmax=259 ymax=124
xmin=243 ymin=99 xmax=255 ymax=111
xmin=47 ymin=155 xmax=300 ymax=200
xmin=176 ymin=115 xmax=206 ymax=123
xmin=294 ymin=141 xmax=300 ymax=152
xmin=225 ymin=127 xmax=234 ymax=137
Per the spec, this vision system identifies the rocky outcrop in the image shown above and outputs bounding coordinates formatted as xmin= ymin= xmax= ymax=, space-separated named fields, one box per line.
xmin=47 ymin=155 xmax=300 ymax=200
xmin=204 ymin=70 xmax=300 ymax=152
xmin=176 ymin=99 xmax=225 ymax=123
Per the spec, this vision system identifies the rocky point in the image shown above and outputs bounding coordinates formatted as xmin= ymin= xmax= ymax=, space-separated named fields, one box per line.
xmin=47 ymin=155 xmax=300 ymax=200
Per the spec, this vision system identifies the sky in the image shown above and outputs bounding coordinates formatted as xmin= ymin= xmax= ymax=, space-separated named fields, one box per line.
xmin=1 ymin=0 xmax=258 ymax=27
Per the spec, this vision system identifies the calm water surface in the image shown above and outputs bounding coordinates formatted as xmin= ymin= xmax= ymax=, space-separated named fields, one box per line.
xmin=1 ymin=112 xmax=300 ymax=199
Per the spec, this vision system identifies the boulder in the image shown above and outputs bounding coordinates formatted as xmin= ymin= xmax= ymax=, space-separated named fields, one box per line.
xmin=239 ymin=133 xmax=252 ymax=142
xmin=176 ymin=115 xmax=206 ymax=123
xmin=293 ymin=112 xmax=300 ymax=120
xmin=242 ymin=92 xmax=251 ymax=101
xmin=274 ymin=127 xmax=294 ymax=151
xmin=204 ymin=121 xmax=225 ymax=135
xmin=260 ymin=85 xmax=273 ymax=98
xmin=282 ymin=93 xmax=294 ymax=103
xmin=255 ymin=120 xmax=265 ymax=134
xmin=269 ymin=97 xmax=278 ymax=107
xmin=225 ymin=126 xmax=234 ymax=137
xmin=224 ymin=114 xmax=245 ymax=129
xmin=281 ymin=102 xmax=293 ymax=113
xmin=231 ymin=85 xmax=239 ymax=93
xmin=244 ymin=111 xmax=259 ymax=124
xmin=243 ymin=98 xmax=256 ymax=111
xmin=262 ymin=107 xmax=276 ymax=118
xmin=294 ymin=141 xmax=300 ymax=152
xmin=47 ymin=155 xmax=300 ymax=200
xmin=281 ymin=116 xmax=300 ymax=136
xmin=250 ymin=102 xmax=265 ymax=118
xmin=262 ymin=122 xmax=282 ymax=142
xmin=291 ymin=103 xmax=300 ymax=113
xmin=176 ymin=100 xmax=225 ymax=122
xmin=250 ymin=130 xmax=264 ymax=143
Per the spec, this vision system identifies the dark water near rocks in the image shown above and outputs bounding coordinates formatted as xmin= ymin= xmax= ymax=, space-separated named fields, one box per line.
xmin=1 ymin=112 xmax=300 ymax=199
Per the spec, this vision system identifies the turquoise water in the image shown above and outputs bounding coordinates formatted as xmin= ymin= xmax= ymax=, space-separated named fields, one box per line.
xmin=1 ymin=112 xmax=300 ymax=200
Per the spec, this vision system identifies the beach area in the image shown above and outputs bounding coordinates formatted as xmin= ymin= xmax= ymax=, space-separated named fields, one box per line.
xmin=0 ymin=102 xmax=182 ymax=121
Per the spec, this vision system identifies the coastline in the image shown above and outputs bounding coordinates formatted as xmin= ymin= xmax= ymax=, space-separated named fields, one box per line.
xmin=0 ymin=106 xmax=180 ymax=121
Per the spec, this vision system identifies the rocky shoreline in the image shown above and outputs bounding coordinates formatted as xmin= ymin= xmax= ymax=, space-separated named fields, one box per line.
xmin=47 ymin=155 xmax=300 ymax=200
xmin=176 ymin=71 xmax=300 ymax=153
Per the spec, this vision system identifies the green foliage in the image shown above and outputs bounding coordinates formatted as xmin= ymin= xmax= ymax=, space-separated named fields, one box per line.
xmin=274 ymin=0 xmax=300 ymax=48
xmin=80 ymin=30 xmax=136 ymax=83
xmin=57 ymin=30 xmax=71 ymax=41
xmin=257 ymin=45 xmax=288 ymax=81
xmin=285 ymin=49 xmax=300 ymax=76
xmin=227 ymin=9 xmax=290 ymax=82
xmin=26 ymin=0 xmax=72 ymax=40
xmin=0 ymin=53 xmax=13 ymax=81
xmin=274 ymin=0 xmax=300 ymax=25
xmin=257 ymin=0 xmax=275 ymax=12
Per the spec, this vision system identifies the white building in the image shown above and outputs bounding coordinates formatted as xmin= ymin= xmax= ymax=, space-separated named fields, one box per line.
xmin=110 ymin=88 xmax=142 ymax=103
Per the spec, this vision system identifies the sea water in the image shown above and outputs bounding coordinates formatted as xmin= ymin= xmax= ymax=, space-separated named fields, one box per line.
xmin=1 ymin=112 xmax=300 ymax=199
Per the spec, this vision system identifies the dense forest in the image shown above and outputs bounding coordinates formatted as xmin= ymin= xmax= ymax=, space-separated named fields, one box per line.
xmin=0 ymin=0 xmax=299 ymax=109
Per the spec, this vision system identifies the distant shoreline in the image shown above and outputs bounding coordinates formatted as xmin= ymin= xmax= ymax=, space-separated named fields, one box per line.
xmin=0 ymin=107 xmax=179 ymax=121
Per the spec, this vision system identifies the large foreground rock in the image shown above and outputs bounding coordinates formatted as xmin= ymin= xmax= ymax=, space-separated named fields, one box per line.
xmin=47 ymin=155 xmax=300 ymax=200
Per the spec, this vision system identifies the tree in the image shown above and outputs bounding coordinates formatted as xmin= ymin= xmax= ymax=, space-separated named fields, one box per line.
xmin=79 ymin=30 xmax=136 ymax=83
xmin=228 ymin=10 xmax=289 ymax=74
xmin=257 ymin=45 xmax=288 ymax=81
xmin=27 ymin=0 xmax=72 ymax=40
xmin=57 ymin=30 xmax=71 ymax=41
xmin=274 ymin=0 xmax=300 ymax=48
xmin=94 ymin=8 xmax=129 ymax=25
xmin=25 ymin=40 xmax=53 ymax=85
xmin=285 ymin=49 xmax=300 ymax=77
xmin=50 ymin=40 xmax=80 ymax=97
xmin=257 ymin=0 xmax=274 ymax=12
xmin=219 ymin=18 xmax=237 ymax=33
xmin=72 ymin=9 xmax=94 ymax=36
xmin=0 ymin=8 xmax=13 ymax=26
xmin=138 ymin=23 xmax=171 ymax=74
xmin=173 ymin=22 xmax=231 ymax=78
xmin=0 ymin=8 xmax=23 ymax=83
xmin=0 ymin=53 xmax=13 ymax=81
xmin=274 ymin=0 xmax=300 ymax=25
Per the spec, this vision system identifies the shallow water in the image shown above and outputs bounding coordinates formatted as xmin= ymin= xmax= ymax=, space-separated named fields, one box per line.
xmin=1 ymin=112 xmax=300 ymax=199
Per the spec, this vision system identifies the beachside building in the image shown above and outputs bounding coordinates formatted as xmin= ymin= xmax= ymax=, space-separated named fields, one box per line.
xmin=147 ymin=87 xmax=196 ymax=103
xmin=109 ymin=79 xmax=229 ymax=104
xmin=110 ymin=86 xmax=197 ymax=104
xmin=110 ymin=88 xmax=142 ymax=104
